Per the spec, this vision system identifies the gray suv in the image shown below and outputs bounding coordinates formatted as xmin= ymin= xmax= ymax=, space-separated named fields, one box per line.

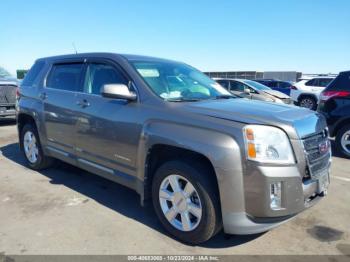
xmin=17 ymin=53 xmax=331 ymax=244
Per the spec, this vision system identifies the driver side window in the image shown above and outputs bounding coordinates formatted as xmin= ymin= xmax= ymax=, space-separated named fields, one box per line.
xmin=84 ymin=63 xmax=128 ymax=95
xmin=230 ymin=81 xmax=245 ymax=91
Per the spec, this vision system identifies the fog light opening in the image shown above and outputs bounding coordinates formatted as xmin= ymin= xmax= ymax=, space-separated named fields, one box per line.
xmin=270 ymin=182 xmax=282 ymax=210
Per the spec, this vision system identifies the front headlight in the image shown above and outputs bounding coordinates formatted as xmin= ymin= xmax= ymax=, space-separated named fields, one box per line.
xmin=274 ymin=98 xmax=284 ymax=104
xmin=243 ymin=125 xmax=295 ymax=164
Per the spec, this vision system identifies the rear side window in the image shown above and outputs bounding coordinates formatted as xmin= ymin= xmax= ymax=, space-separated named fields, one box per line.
xmin=305 ymin=79 xmax=316 ymax=86
xmin=262 ymin=81 xmax=273 ymax=87
xmin=268 ymin=82 xmax=278 ymax=88
xmin=46 ymin=63 xmax=84 ymax=92
xmin=318 ymin=78 xmax=333 ymax=87
xmin=278 ymin=82 xmax=291 ymax=88
xmin=306 ymin=78 xmax=333 ymax=87
xmin=216 ymin=80 xmax=229 ymax=90
xmin=326 ymin=73 xmax=350 ymax=91
xmin=22 ymin=61 xmax=45 ymax=86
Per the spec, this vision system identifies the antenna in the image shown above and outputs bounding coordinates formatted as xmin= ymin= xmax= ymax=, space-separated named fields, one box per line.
xmin=72 ymin=42 xmax=78 ymax=54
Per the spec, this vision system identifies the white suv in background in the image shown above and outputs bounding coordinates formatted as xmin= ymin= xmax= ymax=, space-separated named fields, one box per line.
xmin=290 ymin=76 xmax=335 ymax=110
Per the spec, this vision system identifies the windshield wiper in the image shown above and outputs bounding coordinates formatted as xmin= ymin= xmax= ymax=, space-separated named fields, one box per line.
xmin=165 ymin=97 xmax=202 ymax=102
xmin=214 ymin=94 xmax=236 ymax=99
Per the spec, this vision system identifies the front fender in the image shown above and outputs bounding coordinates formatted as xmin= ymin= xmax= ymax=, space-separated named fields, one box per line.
xmin=136 ymin=120 xmax=246 ymax=225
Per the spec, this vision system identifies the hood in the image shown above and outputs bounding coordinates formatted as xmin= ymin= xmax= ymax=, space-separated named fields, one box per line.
xmin=182 ymin=98 xmax=326 ymax=139
xmin=0 ymin=77 xmax=19 ymax=86
xmin=262 ymin=89 xmax=290 ymax=99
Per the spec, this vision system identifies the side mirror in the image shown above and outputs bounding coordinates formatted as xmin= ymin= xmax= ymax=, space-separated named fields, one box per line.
xmin=244 ymin=88 xmax=251 ymax=94
xmin=101 ymin=84 xmax=137 ymax=101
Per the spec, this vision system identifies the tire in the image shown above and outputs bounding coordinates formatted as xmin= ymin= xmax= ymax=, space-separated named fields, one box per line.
xmin=335 ymin=124 xmax=350 ymax=159
xmin=298 ymin=96 xmax=317 ymax=110
xmin=152 ymin=160 xmax=222 ymax=244
xmin=20 ymin=123 xmax=55 ymax=170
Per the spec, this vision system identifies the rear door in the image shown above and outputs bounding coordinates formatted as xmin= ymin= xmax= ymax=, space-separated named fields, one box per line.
xmin=43 ymin=61 xmax=84 ymax=161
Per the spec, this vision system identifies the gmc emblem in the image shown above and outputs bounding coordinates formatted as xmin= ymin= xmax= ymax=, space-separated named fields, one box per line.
xmin=319 ymin=141 xmax=330 ymax=154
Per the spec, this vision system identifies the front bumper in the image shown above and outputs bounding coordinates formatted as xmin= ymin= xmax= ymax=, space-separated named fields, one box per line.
xmin=221 ymin=128 xmax=331 ymax=235
xmin=223 ymin=164 xmax=329 ymax=235
xmin=0 ymin=107 xmax=16 ymax=117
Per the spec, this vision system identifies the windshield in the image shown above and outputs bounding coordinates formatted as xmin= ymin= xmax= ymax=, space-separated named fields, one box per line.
xmin=132 ymin=60 xmax=232 ymax=101
xmin=0 ymin=67 xmax=12 ymax=78
xmin=244 ymin=80 xmax=271 ymax=91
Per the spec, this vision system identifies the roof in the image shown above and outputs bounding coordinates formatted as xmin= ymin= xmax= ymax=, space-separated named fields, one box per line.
xmin=213 ymin=77 xmax=249 ymax=82
xmin=37 ymin=52 xmax=179 ymax=64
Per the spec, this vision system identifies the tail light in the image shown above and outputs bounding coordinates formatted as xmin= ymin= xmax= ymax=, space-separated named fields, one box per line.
xmin=291 ymin=85 xmax=298 ymax=90
xmin=319 ymin=90 xmax=350 ymax=101
xmin=16 ymin=87 xmax=20 ymax=99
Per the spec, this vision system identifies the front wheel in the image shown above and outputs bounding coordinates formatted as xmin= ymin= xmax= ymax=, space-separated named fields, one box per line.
xmin=335 ymin=124 xmax=350 ymax=159
xmin=152 ymin=160 xmax=221 ymax=244
xmin=299 ymin=96 xmax=317 ymax=110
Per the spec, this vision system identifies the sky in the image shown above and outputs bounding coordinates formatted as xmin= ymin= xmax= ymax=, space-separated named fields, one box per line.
xmin=1 ymin=0 xmax=349 ymax=76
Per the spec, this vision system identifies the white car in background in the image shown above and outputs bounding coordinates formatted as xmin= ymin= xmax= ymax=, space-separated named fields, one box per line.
xmin=290 ymin=76 xmax=335 ymax=110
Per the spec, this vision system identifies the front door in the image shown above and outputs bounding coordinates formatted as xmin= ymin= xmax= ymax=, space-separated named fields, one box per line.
xmin=74 ymin=60 xmax=141 ymax=184
xmin=229 ymin=80 xmax=252 ymax=99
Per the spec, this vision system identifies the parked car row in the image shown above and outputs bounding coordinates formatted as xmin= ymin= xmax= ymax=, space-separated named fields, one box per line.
xmin=213 ymin=73 xmax=350 ymax=159
xmin=215 ymin=78 xmax=292 ymax=104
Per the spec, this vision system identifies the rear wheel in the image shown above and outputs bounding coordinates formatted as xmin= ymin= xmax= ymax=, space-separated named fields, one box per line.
xmin=299 ymin=96 xmax=317 ymax=110
xmin=335 ymin=124 xmax=350 ymax=159
xmin=152 ymin=160 xmax=221 ymax=244
xmin=20 ymin=124 xmax=55 ymax=170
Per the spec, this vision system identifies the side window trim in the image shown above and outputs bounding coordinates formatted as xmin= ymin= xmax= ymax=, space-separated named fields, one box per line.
xmin=44 ymin=60 xmax=85 ymax=93
xmin=83 ymin=61 xmax=128 ymax=96
xmin=83 ymin=58 xmax=139 ymax=98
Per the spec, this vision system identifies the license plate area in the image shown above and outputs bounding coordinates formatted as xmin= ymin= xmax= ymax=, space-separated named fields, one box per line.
xmin=314 ymin=169 xmax=329 ymax=193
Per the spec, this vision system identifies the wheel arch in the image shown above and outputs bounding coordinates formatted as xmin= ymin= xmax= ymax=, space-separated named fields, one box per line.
xmin=136 ymin=121 xmax=246 ymax=227
xmin=332 ymin=117 xmax=350 ymax=137
xmin=17 ymin=113 xmax=38 ymax=151
xmin=143 ymin=144 xmax=219 ymax=202
xmin=298 ymin=93 xmax=318 ymax=102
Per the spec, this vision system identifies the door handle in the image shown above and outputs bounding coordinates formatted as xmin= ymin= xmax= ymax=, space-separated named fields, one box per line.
xmin=76 ymin=99 xmax=90 ymax=108
xmin=39 ymin=92 xmax=47 ymax=100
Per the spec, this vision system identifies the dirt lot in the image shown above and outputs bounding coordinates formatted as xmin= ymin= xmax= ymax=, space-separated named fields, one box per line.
xmin=0 ymin=119 xmax=349 ymax=255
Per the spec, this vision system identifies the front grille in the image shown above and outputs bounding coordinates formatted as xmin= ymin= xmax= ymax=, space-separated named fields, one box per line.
xmin=0 ymin=85 xmax=17 ymax=104
xmin=302 ymin=130 xmax=331 ymax=179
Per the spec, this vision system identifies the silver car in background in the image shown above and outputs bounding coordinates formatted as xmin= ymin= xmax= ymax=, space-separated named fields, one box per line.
xmin=215 ymin=78 xmax=293 ymax=104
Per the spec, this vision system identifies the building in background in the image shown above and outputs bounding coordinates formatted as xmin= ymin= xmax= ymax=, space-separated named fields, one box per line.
xmin=205 ymin=71 xmax=263 ymax=80
xmin=262 ymin=71 xmax=302 ymax=82
xmin=205 ymin=71 xmax=302 ymax=82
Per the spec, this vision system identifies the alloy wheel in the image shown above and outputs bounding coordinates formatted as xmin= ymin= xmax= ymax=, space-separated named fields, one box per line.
xmin=341 ymin=130 xmax=350 ymax=154
xmin=300 ymin=98 xmax=315 ymax=109
xmin=159 ymin=174 xmax=202 ymax=232
xmin=23 ymin=131 xmax=39 ymax=163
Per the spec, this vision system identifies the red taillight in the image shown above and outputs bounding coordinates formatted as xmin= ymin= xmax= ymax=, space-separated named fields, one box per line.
xmin=16 ymin=87 xmax=20 ymax=99
xmin=291 ymin=85 xmax=298 ymax=90
xmin=320 ymin=90 xmax=350 ymax=101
